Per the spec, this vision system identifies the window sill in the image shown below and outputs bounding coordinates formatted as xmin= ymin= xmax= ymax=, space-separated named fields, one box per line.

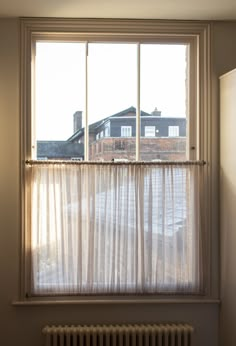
xmin=12 ymin=298 xmax=220 ymax=306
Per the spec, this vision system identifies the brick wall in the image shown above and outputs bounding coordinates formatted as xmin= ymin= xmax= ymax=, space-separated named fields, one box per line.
xmin=89 ymin=137 xmax=186 ymax=161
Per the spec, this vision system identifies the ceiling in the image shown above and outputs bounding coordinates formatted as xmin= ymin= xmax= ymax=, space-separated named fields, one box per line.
xmin=0 ymin=0 xmax=236 ymax=20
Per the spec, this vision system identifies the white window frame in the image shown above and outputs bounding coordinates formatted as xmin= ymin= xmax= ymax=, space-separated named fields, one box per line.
xmin=145 ymin=126 xmax=156 ymax=137
xmin=20 ymin=18 xmax=213 ymax=301
xmin=168 ymin=126 xmax=179 ymax=137
xmin=121 ymin=126 xmax=132 ymax=137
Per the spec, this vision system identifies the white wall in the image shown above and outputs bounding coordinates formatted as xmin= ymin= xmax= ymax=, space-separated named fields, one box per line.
xmin=219 ymin=70 xmax=236 ymax=346
xmin=220 ymin=69 xmax=236 ymax=346
xmin=210 ymin=22 xmax=236 ymax=346
xmin=2 ymin=18 xmax=236 ymax=346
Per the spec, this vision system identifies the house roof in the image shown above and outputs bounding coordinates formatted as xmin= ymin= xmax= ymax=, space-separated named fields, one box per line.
xmin=37 ymin=141 xmax=84 ymax=158
xmin=109 ymin=106 xmax=151 ymax=118
xmin=67 ymin=106 xmax=155 ymax=142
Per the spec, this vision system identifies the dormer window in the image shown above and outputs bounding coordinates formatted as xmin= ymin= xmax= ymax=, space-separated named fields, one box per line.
xmin=168 ymin=126 xmax=179 ymax=137
xmin=145 ymin=126 xmax=155 ymax=137
xmin=121 ymin=126 xmax=132 ymax=137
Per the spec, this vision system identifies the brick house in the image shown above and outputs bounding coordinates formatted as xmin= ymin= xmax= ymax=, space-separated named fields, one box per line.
xmin=67 ymin=106 xmax=186 ymax=161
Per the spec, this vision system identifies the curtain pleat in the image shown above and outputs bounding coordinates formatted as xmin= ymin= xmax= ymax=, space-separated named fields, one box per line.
xmin=29 ymin=163 xmax=204 ymax=295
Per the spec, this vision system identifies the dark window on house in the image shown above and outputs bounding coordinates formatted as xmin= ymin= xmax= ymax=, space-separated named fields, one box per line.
xmin=115 ymin=140 xmax=126 ymax=150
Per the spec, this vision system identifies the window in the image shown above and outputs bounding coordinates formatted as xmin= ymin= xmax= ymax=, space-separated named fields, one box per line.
xmin=115 ymin=140 xmax=125 ymax=151
xmin=71 ymin=157 xmax=83 ymax=161
xmin=34 ymin=42 xmax=187 ymax=161
xmin=121 ymin=126 xmax=132 ymax=137
xmin=168 ymin=126 xmax=179 ymax=137
xmin=104 ymin=123 xmax=110 ymax=137
xmin=21 ymin=19 xmax=211 ymax=299
xmin=145 ymin=126 xmax=155 ymax=137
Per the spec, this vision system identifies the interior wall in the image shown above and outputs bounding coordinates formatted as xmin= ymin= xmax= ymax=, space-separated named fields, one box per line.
xmin=2 ymin=18 xmax=235 ymax=346
xmin=212 ymin=22 xmax=236 ymax=346
xmin=219 ymin=70 xmax=236 ymax=346
xmin=0 ymin=17 xmax=20 ymax=344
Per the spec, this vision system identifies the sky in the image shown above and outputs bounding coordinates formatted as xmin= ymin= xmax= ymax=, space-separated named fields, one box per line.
xmin=35 ymin=42 xmax=187 ymax=140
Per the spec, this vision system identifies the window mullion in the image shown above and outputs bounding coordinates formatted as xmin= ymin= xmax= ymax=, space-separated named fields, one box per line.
xmin=85 ymin=42 xmax=89 ymax=161
xmin=136 ymin=43 xmax=141 ymax=161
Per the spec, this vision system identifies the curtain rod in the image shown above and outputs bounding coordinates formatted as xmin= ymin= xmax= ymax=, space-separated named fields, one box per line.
xmin=25 ymin=160 xmax=206 ymax=166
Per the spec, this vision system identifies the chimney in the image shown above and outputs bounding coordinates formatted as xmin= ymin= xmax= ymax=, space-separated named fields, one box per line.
xmin=152 ymin=107 xmax=161 ymax=116
xmin=73 ymin=111 xmax=82 ymax=133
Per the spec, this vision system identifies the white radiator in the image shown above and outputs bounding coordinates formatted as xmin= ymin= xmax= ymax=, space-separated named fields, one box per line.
xmin=42 ymin=324 xmax=194 ymax=346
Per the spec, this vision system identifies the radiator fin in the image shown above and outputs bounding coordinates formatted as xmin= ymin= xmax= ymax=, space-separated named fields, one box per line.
xmin=43 ymin=324 xmax=194 ymax=346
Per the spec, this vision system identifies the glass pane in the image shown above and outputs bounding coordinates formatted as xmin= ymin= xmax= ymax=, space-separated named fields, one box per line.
xmin=35 ymin=42 xmax=86 ymax=160
xmin=140 ymin=44 xmax=188 ymax=161
xmin=87 ymin=43 xmax=137 ymax=161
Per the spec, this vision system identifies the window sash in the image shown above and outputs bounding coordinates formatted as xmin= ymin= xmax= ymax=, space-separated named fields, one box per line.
xmin=27 ymin=161 xmax=205 ymax=296
xmin=31 ymin=37 xmax=197 ymax=162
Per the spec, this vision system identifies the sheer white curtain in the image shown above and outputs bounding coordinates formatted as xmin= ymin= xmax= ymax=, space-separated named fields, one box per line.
xmin=28 ymin=163 xmax=204 ymax=295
